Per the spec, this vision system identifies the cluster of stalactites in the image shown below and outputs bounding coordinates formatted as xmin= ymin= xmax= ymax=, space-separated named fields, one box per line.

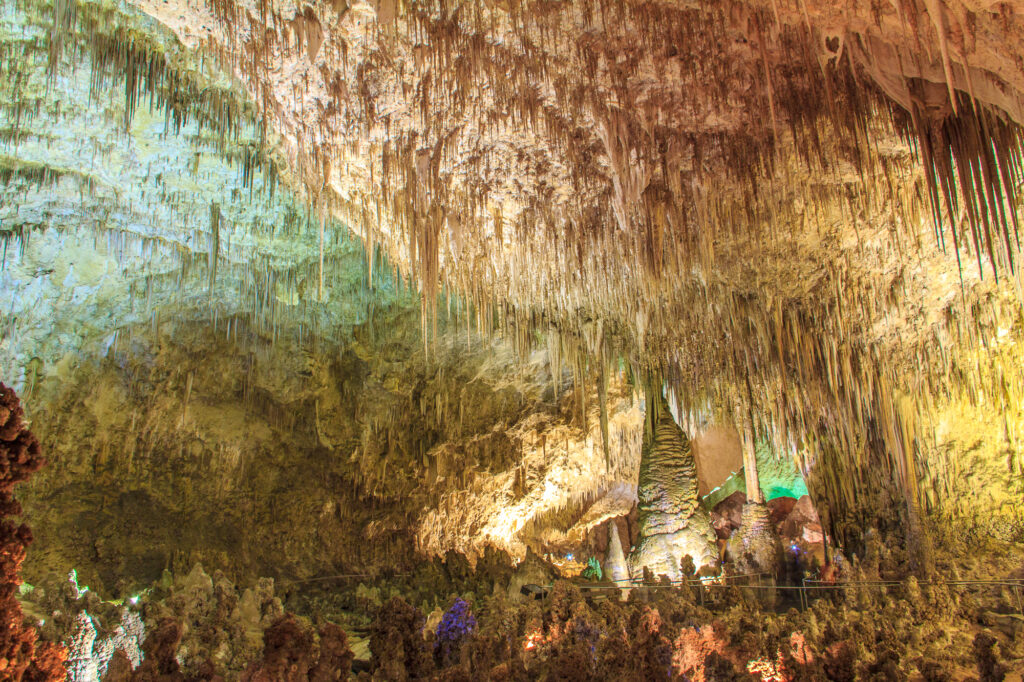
xmin=28 ymin=0 xmax=1024 ymax=544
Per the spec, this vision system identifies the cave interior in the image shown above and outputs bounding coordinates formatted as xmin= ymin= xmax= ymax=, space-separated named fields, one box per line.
xmin=1 ymin=0 xmax=1024 ymax=679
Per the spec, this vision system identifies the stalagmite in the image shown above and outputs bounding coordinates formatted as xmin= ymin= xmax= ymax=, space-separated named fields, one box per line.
xmin=628 ymin=400 xmax=717 ymax=580
xmin=604 ymin=520 xmax=630 ymax=585
xmin=727 ymin=419 xmax=783 ymax=575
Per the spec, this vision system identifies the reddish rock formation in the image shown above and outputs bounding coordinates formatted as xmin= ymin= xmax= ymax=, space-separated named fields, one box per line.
xmin=129 ymin=618 xmax=185 ymax=681
xmin=240 ymin=615 xmax=353 ymax=682
xmin=710 ymin=491 xmax=746 ymax=540
xmin=368 ymin=597 xmax=433 ymax=680
xmin=778 ymin=496 xmax=824 ymax=546
xmin=766 ymin=496 xmax=798 ymax=526
xmin=0 ymin=383 xmax=66 ymax=680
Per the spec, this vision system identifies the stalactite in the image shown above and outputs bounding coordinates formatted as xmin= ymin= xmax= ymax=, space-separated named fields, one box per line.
xmin=208 ymin=201 xmax=220 ymax=296
xmin=8 ymin=0 xmax=1024 ymax=555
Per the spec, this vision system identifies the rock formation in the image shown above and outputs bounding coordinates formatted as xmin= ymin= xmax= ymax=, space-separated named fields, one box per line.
xmin=604 ymin=521 xmax=630 ymax=585
xmin=2 ymin=0 xmax=1024 ymax=676
xmin=727 ymin=502 xmax=784 ymax=577
xmin=0 ymin=383 xmax=66 ymax=680
xmin=628 ymin=402 xmax=717 ymax=580
xmin=1 ymin=0 xmax=1024 ymax=583
xmin=729 ymin=425 xmax=784 ymax=576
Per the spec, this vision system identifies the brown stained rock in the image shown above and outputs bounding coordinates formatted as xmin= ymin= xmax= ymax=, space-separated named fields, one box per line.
xmin=711 ymin=491 xmax=746 ymax=540
xmin=626 ymin=507 xmax=639 ymax=550
xmin=778 ymin=495 xmax=824 ymax=546
xmin=368 ymin=597 xmax=433 ymax=681
xmin=0 ymin=383 xmax=66 ymax=681
xmin=101 ymin=650 xmax=133 ymax=682
xmin=591 ymin=522 xmax=608 ymax=555
xmin=672 ymin=626 xmax=730 ymax=682
xmin=309 ymin=624 xmax=354 ymax=682
xmin=973 ymin=631 xmax=1009 ymax=682
xmin=767 ymin=496 xmax=798 ymax=526
xmin=131 ymin=618 xmax=184 ymax=681
xmin=235 ymin=615 xmax=354 ymax=682
xmin=240 ymin=615 xmax=313 ymax=682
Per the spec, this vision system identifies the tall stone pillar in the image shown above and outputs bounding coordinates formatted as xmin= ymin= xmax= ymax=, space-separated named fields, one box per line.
xmin=628 ymin=403 xmax=717 ymax=580
xmin=742 ymin=420 xmax=763 ymax=504
xmin=729 ymin=422 xmax=783 ymax=576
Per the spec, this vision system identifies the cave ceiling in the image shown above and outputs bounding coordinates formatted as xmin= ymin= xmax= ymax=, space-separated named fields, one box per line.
xmin=3 ymin=0 xmax=1024 ymax=572
xmin=107 ymin=0 xmax=1024 ymax=503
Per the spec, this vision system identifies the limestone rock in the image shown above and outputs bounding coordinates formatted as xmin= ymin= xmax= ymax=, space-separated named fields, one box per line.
xmin=507 ymin=549 xmax=554 ymax=601
xmin=629 ymin=407 xmax=717 ymax=580
xmin=605 ymin=520 xmax=631 ymax=584
xmin=727 ymin=502 xmax=783 ymax=576
xmin=778 ymin=495 xmax=824 ymax=547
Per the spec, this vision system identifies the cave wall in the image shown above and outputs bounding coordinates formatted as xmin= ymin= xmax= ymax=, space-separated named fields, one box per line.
xmin=20 ymin=309 xmax=633 ymax=594
xmin=1 ymin=0 xmax=1023 ymax=593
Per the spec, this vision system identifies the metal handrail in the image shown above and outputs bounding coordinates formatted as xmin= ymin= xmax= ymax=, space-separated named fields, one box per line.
xmin=564 ymin=574 xmax=1023 ymax=615
xmin=802 ymin=578 xmax=1024 ymax=587
xmin=575 ymin=572 xmax=771 ymax=587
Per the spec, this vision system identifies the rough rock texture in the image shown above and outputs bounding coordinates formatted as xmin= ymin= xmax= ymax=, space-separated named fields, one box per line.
xmin=65 ymin=609 xmax=145 ymax=682
xmin=140 ymin=564 xmax=285 ymax=677
xmin=2 ymin=0 xmax=1024 ymax=614
xmin=239 ymin=615 xmax=353 ymax=682
xmin=506 ymin=549 xmax=555 ymax=602
xmin=367 ymin=597 xmax=433 ymax=681
xmin=628 ymin=405 xmax=717 ymax=579
xmin=1 ymin=0 xmax=1024 ymax=589
xmin=109 ymin=0 xmax=1024 ymax=554
xmin=66 ymin=612 xmax=99 ymax=682
xmin=726 ymin=502 xmax=784 ymax=576
xmin=710 ymin=491 xmax=746 ymax=541
xmin=778 ymin=495 xmax=824 ymax=546
xmin=129 ymin=618 xmax=186 ymax=680
xmin=0 ymin=383 xmax=67 ymax=680
xmin=19 ymin=311 xmax=641 ymax=594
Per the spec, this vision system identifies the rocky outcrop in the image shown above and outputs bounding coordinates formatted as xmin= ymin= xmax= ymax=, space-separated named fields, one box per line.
xmin=711 ymin=491 xmax=746 ymax=541
xmin=777 ymin=496 xmax=825 ymax=547
xmin=66 ymin=609 xmax=144 ymax=682
xmin=628 ymin=406 xmax=717 ymax=580
xmin=507 ymin=549 xmax=555 ymax=601
xmin=0 ymin=383 xmax=66 ymax=679
xmin=240 ymin=615 xmax=353 ymax=682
